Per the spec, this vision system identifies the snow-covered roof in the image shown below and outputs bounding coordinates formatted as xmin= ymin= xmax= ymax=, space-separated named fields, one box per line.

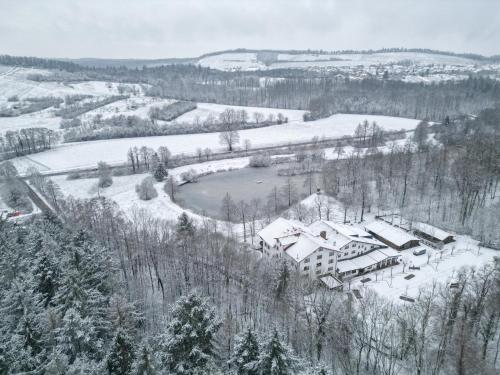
xmin=412 ymin=222 xmax=453 ymax=241
xmin=309 ymin=220 xmax=382 ymax=247
xmin=325 ymin=222 xmax=373 ymax=238
xmin=337 ymin=249 xmax=401 ymax=273
xmin=277 ymin=234 xmax=300 ymax=248
xmin=258 ymin=217 xmax=307 ymax=246
xmin=285 ymin=233 xmax=339 ymax=263
xmin=365 ymin=221 xmax=419 ymax=247
xmin=319 ymin=275 xmax=343 ymax=289
xmin=336 ymin=260 xmax=358 ymax=273
xmin=377 ymin=247 xmax=400 ymax=258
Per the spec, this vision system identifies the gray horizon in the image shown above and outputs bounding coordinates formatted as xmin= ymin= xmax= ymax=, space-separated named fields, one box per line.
xmin=1 ymin=0 xmax=498 ymax=59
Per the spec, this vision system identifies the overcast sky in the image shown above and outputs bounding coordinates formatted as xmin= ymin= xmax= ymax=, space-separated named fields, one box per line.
xmin=1 ymin=0 xmax=498 ymax=59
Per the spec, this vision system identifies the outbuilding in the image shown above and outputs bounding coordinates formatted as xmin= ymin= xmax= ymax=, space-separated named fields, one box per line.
xmin=365 ymin=220 xmax=420 ymax=250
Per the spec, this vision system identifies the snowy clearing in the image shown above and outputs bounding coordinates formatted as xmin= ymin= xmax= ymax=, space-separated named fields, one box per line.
xmin=174 ymin=102 xmax=306 ymax=124
xmin=0 ymin=67 xmax=143 ymax=100
xmin=79 ymin=96 xmax=177 ymax=120
xmin=11 ymin=113 xmax=419 ymax=173
xmin=197 ymin=51 xmax=482 ymax=71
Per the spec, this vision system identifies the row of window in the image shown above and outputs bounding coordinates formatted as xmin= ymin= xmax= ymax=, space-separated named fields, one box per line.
xmin=303 ymin=266 xmax=335 ymax=272
xmin=304 ymin=250 xmax=335 ymax=264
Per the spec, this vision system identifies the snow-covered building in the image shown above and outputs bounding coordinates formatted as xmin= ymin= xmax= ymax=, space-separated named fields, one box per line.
xmin=258 ymin=217 xmax=308 ymax=258
xmin=365 ymin=220 xmax=420 ymax=250
xmin=258 ymin=218 xmax=402 ymax=281
xmin=284 ymin=232 xmax=340 ymax=278
xmin=308 ymin=221 xmax=385 ymax=260
xmin=412 ymin=222 xmax=454 ymax=247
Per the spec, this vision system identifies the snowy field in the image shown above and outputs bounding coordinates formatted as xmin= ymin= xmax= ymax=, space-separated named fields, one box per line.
xmin=52 ymin=157 xmax=252 ymax=230
xmin=12 ymin=113 xmax=419 ymax=173
xmin=79 ymin=96 xmax=177 ymax=120
xmin=0 ymin=67 xmax=143 ymax=100
xmin=174 ymin=102 xmax=306 ymax=124
xmin=0 ymin=107 xmax=62 ymax=132
xmin=197 ymin=51 xmax=482 ymax=71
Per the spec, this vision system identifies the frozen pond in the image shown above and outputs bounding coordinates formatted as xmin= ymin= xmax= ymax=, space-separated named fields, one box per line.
xmin=177 ymin=165 xmax=320 ymax=218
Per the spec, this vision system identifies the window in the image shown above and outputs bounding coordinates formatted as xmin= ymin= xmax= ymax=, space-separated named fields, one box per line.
xmin=351 ymin=250 xmax=356 ymax=254
xmin=329 ymin=252 xmax=335 ymax=256
xmin=328 ymin=267 xmax=333 ymax=271
xmin=316 ymin=269 xmax=321 ymax=274
xmin=328 ymin=259 xmax=334 ymax=264
xmin=316 ymin=262 xmax=322 ymax=267
xmin=303 ymin=266 xmax=309 ymax=271
xmin=304 ymin=258 xmax=310 ymax=263
xmin=317 ymin=254 xmax=323 ymax=259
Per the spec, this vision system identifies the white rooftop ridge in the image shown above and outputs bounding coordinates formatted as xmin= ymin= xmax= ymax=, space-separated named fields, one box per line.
xmin=309 ymin=220 xmax=383 ymax=246
xmin=412 ymin=222 xmax=453 ymax=241
xmin=365 ymin=220 xmax=419 ymax=247
xmin=285 ymin=233 xmax=339 ymax=263
xmin=258 ymin=217 xmax=308 ymax=247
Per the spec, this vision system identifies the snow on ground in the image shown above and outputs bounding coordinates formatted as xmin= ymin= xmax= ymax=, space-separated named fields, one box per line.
xmin=197 ymin=51 xmax=482 ymax=71
xmin=197 ymin=52 xmax=266 ymax=71
xmin=79 ymin=96 xmax=176 ymax=120
xmin=0 ymin=66 xmax=149 ymax=131
xmin=350 ymin=236 xmax=498 ymax=304
xmin=0 ymin=107 xmax=62 ymax=132
xmin=52 ymin=157 xmax=251 ymax=232
xmin=298 ymin=193 xmax=499 ymax=303
xmin=174 ymin=102 xmax=306 ymax=124
xmin=12 ymin=113 xmax=419 ymax=173
xmin=0 ymin=67 xmax=142 ymax=100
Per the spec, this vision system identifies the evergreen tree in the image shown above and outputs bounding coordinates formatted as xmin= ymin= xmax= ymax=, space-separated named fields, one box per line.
xmin=132 ymin=344 xmax=157 ymax=375
xmin=153 ymin=163 xmax=168 ymax=182
xmin=229 ymin=327 xmax=260 ymax=375
xmin=106 ymin=329 xmax=135 ymax=375
xmin=258 ymin=330 xmax=299 ymax=375
xmin=161 ymin=292 xmax=221 ymax=374
xmin=274 ymin=261 xmax=290 ymax=300
xmin=176 ymin=212 xmax=195 ymax=238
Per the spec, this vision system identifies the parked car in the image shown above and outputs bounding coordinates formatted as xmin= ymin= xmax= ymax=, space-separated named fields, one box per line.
xmin=413 ymin=248 xmax=427 ymax=256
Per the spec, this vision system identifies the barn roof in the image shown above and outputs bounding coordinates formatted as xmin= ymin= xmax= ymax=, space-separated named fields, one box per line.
xmin=413 ymin=222 xmax=454 ymax=241
xmin=365 ymin=221 xmax=419 ymax=248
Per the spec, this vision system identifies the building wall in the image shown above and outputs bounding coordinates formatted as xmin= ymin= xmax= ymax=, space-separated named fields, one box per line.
xmin=286 ymin=247 xmax=338 ymax=279
xmin=337 ymin=240 xmax=380 ymax=260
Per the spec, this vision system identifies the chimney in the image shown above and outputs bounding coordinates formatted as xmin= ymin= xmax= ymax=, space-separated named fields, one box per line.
xmin=320 ymin=231 xmax=327 ymax=240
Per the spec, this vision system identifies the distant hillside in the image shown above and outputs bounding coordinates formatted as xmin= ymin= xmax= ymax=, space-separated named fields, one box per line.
xmin=61 ymin=57 xmax=195 ymax=68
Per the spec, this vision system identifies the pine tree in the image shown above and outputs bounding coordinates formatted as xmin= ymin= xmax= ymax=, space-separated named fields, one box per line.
xmin=274 ymin=261 xmax=290 ymax=300
xmin=229 ymin=327 xmax=260 ymax=375
xmin=258 ymin=330 xmax=299 ymax=375
xmin=106 ymin=329 xmax=135 ymax=375
xmin=176 ymin=212 xmax=195 ymax=238
xmin=153 ymin=163 xmax=168 ymax=182
xmin=162 ymin=292 xmax=221 ymax=374
xmin=0 ymin=277 xmax=48 ymax=373
xmin=132 ymin=344 xmax=157 ymax=375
